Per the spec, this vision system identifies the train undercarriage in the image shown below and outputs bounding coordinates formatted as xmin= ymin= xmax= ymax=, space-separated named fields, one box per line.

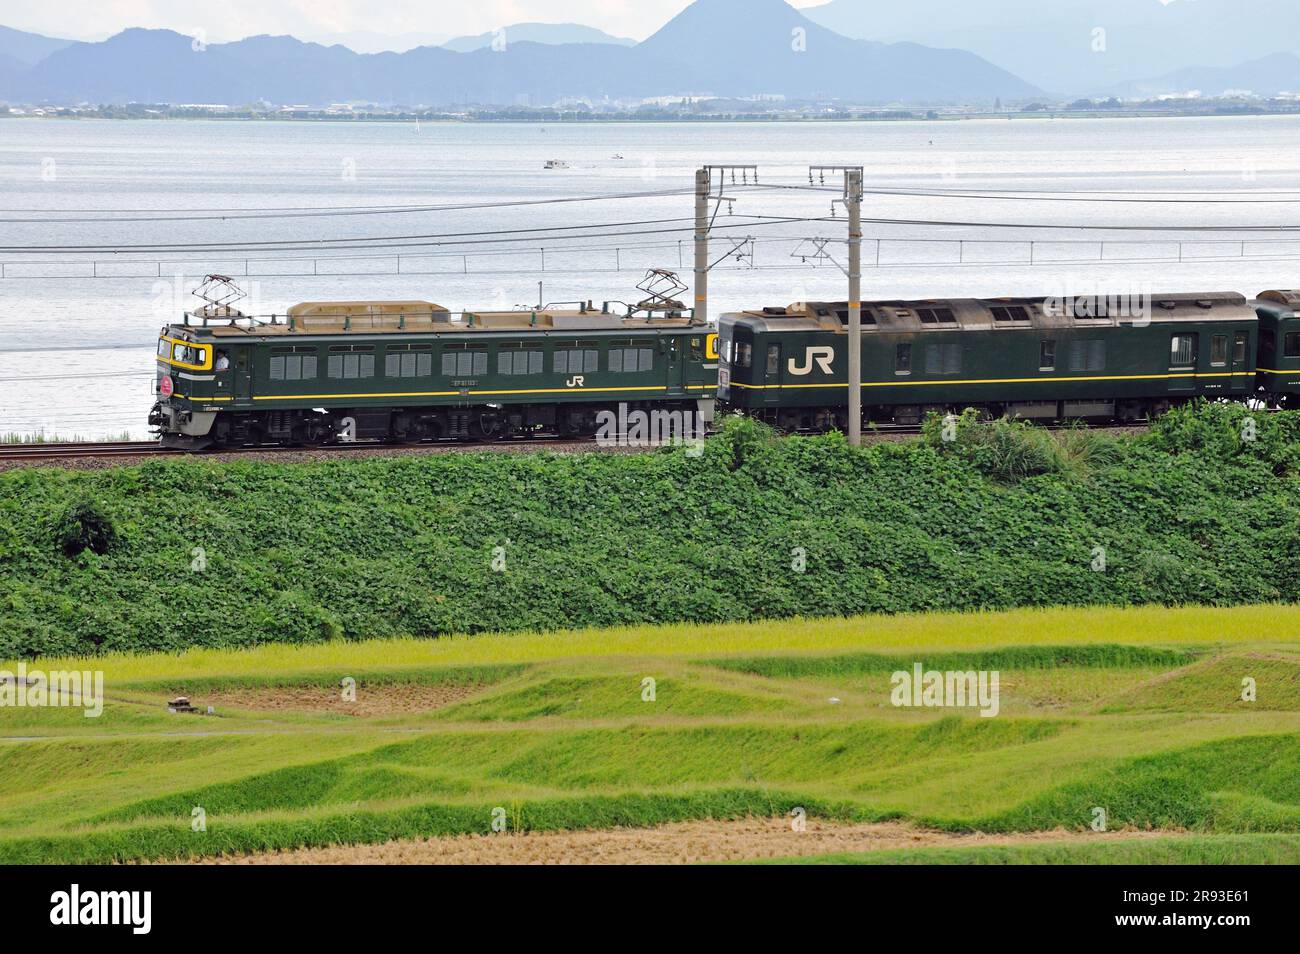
xmin=740 ymin=392 xmax=1290 ymax=434
xmin=153 ymin=399 xmax=710 ymax=450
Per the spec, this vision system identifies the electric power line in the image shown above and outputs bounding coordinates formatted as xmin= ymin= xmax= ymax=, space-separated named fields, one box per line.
xmin=0 ymin=186 xmax=699 ymax=223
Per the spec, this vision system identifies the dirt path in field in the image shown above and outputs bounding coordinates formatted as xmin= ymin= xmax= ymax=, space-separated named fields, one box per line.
xmin=189 ymin=682 xmax=482 ymax=717
xmin=202 ymin=818 xmax=1165 ymax=865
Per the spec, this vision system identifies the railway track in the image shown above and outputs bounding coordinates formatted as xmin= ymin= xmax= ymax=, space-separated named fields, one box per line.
xmin=0 ymin=421 xmax=1156 ymax=465
xmin=0 ymin=441 xmax=180 ymax=462
xmin=0 ymin=435 xmax=610 ymax=464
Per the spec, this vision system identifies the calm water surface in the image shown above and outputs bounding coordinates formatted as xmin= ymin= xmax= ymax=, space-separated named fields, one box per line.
xmin=2 ymin=115 xmax=1300 ymax=437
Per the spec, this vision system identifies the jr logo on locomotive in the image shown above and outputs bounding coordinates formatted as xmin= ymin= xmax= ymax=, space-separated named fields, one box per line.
xmin=788 ymin=346 xmax=835 ymax=376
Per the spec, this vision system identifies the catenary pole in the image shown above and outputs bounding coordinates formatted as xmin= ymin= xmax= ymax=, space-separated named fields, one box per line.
xmin=847 ymin=168 xmax=863 ymax=446
xmin=694 ymin=168 xmax=710 ymax=324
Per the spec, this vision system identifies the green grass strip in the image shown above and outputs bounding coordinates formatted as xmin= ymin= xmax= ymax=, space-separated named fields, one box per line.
xmin=751 ymin=833 xmax=1300 ymax=865
xmin=705 ymin=644 xmax=1198 ymax=678
xmin=0 ymin=789 xmax=882 ymax=865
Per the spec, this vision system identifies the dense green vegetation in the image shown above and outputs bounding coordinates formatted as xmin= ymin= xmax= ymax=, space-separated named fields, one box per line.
xmin=1 ymin=402 xmax=1297 ymax=657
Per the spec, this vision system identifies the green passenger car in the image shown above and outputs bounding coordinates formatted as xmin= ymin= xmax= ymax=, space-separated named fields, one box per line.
xmin=1254 ymin=290 xmax=1300 ymax=409
xmin=717 ymin=292 xmax=1258 ymax=429
xmin=150 ymin=299 xmax=718 ymax=448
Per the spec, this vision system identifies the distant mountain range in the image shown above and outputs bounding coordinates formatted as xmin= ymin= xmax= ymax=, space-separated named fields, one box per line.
xmin=1110 ymin=52 xmax=1300 ymax=100
xmin=0 ymin=0 xmax=1038 ymax=107
xmin=804 ymin=0 xmax=1300 ymax=96
xmin=0 ymin=23 xmax=70 ymax=69
xmin=441 ymin=23 xmax=634 ymax=53
xmin=301 ymin=30 xmax=452 ymax=55
xmin=8 ymin=0 xmax=1297 ymax=108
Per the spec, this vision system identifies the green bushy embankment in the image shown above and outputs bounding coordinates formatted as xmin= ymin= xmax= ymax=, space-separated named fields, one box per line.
xmin=2 ymin=402 xmax=1298 ymax=657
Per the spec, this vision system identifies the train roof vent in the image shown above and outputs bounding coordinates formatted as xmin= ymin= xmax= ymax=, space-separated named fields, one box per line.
xmin=1259 ymin=289 xmax=1300 ymax=306
xmin=286 ymin=301 xmax=450 ymax=332
xmin=835 ymin=308 xmax=876 ymax=325
xmin=990 ymin=305 xmax=1031 ymax=322
xmin=916 ymin=307 xmax=956 ymax=324
xmin=761 ymin=306 xmax=787 ymax=315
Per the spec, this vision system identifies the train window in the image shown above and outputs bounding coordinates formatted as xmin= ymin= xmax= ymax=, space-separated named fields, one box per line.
xmin=168 ymin=342 xmax=206 ymax=365
xmin=1286 ymin=332 xmax=1300 ymax=358
xmin=1235 ymin=333 xmax=1249 ymax=364
xmin=1210 ymin=335 xmax=1229 ymax=367
xmin=895 ymin=343 xmax=912 ymax=374
xmin=157 ymin=340 xmax=169 ymax=357
xmin=992 ymin=306 xmax=1030 ymax=322
xmin=766 ymin=345 xmax=780 ymax=375
xmin=917 ymin=307 xmax=956 ymax=324
xmin=1069 ymin=340 xmax=1106 ymax=372
xmin=269 ymin=354 xmax=317 ymax=381
xmin=1040 ymin=340 xmax=1056 ymax=371
xmin=1170 ymin=334 xmax=1198 ymax=367
xmin=553 ymin=349 xmax=599 ymax=374
xmin=735 ymin=342 xmax=753 ymax=368
xmin=387 ymin=352 xmax=433 ymax=377
xmin=497 ymin=351 xmax=543 ymax=376
xmin=328 ymin=353 xmax=375 ymax=379
xmin=924 ymin=343 xmax=961 ymax=374
xmin=440 ymin=351 xmax=488 ymax=377
xmin=609 ymin=348 xmax=654 ymax=373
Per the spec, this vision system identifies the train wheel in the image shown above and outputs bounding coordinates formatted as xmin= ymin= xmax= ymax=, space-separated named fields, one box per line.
xmin=474 ymin=414 xmax=505 ymax=442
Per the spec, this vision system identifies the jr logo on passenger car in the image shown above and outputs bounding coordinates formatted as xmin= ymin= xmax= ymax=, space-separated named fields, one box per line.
xmin=787 ymin=346 xmax=835 ymax=376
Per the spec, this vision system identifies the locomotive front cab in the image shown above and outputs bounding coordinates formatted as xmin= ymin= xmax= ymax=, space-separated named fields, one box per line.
xmin=155 ymin=333 xmax=213 ymax=394
xmin=150 ymin=330 xmax=226 ymax=448
xmin=1255 ymin=290 xmax=1300 ymax=408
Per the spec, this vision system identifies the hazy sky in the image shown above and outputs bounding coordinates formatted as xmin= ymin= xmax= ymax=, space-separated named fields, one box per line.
xmin=1 ymin=0 xmax=826 ymax=44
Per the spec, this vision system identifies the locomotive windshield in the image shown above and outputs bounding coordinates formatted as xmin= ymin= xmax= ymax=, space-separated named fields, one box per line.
xmin=157 ymin=337 xmax=211 ymax=369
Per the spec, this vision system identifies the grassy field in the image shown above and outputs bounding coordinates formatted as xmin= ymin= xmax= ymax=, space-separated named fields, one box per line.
xmin=1 ymin=603 xmax=1298 ymax=864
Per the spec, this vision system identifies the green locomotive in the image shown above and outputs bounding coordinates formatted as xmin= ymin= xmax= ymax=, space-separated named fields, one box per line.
xmin=717 ymin=292 xmax=1267 ymax=429
xmin=150 ymin=295 xmax=718 ymax=449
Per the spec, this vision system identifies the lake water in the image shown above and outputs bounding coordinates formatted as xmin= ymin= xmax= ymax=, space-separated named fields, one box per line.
xmin=3 ymin=114 xmax=1300 ymax=438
